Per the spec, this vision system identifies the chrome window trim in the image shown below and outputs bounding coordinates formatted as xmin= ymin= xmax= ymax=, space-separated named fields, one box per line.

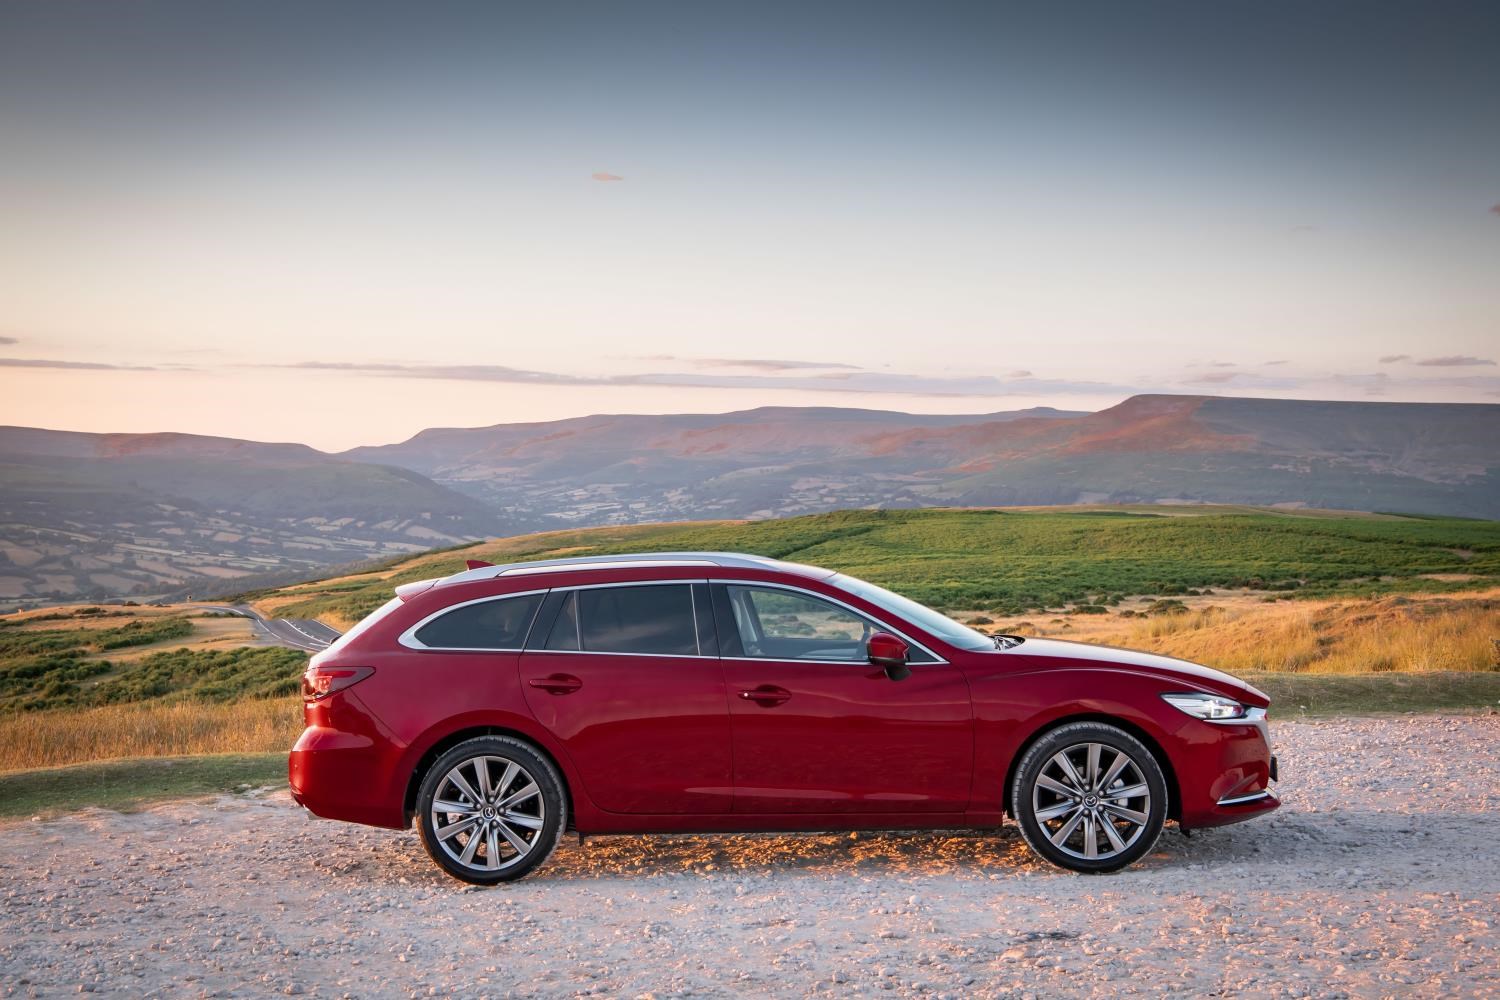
xmin=397 ymin=588 xmax=549 ymax=652
xmin=708 ymin=578 xmax=949 ymax=666
xmin=400 ymin=576 xmax=949 ymax=665
xmin=522 ymin=648 xmax=719 ymax=661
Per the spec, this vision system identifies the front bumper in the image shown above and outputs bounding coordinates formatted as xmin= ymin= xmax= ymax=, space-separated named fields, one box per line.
xmin=1175 ymin=710 xmax=1280 ymax=829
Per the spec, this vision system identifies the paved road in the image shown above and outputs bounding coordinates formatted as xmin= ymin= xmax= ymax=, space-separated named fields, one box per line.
xmin=196 ymin=604 xmax=342 ymax=653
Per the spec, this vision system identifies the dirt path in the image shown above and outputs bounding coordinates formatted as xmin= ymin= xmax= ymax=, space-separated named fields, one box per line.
xmin=3 ymin=717 xmax=1498 ymax=998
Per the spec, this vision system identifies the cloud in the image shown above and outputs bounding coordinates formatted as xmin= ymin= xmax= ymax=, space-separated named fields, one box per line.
xmin=1491 ymin=203 xmax=1500 ymax=216
xmin=1263 ymin=360 xmax=1288 ymax=366
xmin=1414 ymin=355 xmax=1495 ymax=367
xmin=696 ymin=357 xmax=859 ymax=373
xmin=0 ymin=337 xmax=17 ymax=346
xmin=0 ymin=357 xmax=156 ymax=371
xmin=1179 ymin=371 xmax=1304 ymax=389
xmin=270 ymin=360 xmax=1138 ymax=398
xmin=1007 ymin=369 xmax=1033 ymax=378
xmin=1378 ymin=354 xmax=1410 ymax=364
xmin=591 ymin=172 xmax=624 ymax=182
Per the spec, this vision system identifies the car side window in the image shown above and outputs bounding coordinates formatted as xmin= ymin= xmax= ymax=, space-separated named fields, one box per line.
xmin=724 ymin=586 xmax=872 ymax=662
xmin=542 ymin=592 xmax=581 ymax=651
xmin=413 ymin=593 xmax=544 ymax=649
xmin=716 ymin=585 xmax=939 ymax=663
xmin=578 ymin=584 xmax=699 ymax=656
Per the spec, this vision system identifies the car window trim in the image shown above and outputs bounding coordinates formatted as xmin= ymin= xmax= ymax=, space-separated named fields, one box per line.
xmin=397 ymin=588 xmax=549 ymax=652
xmin=709 ymin=579 xmax=949 ymax=666
xmin=398 ymin=578 xmax=946 ymax=664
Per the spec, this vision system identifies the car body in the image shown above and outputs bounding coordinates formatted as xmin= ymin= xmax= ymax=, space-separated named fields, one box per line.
xmin=289 ymin=552 xmax=1279 ymax=881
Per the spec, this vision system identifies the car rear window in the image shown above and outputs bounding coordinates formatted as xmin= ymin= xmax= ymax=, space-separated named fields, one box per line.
xmin=414 ymin=593 xmax=545 ymax=650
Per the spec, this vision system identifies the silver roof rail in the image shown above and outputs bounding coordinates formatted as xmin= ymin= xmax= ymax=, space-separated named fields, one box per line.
xmin=434 ymin=550 xmax=822 ymax=588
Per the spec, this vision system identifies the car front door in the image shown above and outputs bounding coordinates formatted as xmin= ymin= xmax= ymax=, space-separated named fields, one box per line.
xmin=518 ymin=581 xmax=732 ymax=814
xmin=714 ymin=583 xmax=973 ymax=814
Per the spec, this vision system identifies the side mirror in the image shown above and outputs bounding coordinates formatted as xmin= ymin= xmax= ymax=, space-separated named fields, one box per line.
xmin=867 ymin=631 xmax=911 ymax=681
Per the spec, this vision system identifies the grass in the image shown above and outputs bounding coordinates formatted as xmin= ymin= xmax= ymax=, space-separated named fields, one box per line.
xmin=245 ymin=507 xmax=1500 ymax=628
xmin=1074 ymin=592 xmax=1500 ymax=674
xmin=0 ymin=696 xmax=303 ymax=771
xmin=0 ymin=504 xmax=1494 ymax=805
xmin=1248 ymin=672 xmax=1500 ymax=717
xmin=0 ymin=753 xmax=289 ymax=819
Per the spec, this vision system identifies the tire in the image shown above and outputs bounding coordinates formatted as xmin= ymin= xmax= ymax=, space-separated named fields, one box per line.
xmin=1011 ymin=721 xmax=1168 ymax=874
xmin=415 ymin=735 xmax=567 ymax=884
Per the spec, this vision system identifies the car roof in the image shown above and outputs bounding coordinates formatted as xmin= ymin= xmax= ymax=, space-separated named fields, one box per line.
xmin=432 ymin=551 xmax=837 ymax=589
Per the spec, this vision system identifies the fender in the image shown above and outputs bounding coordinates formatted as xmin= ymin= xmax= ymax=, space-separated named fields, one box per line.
xmin=390 ymin=708 xmax=607 ymax=826
xmin=961 ymin=665 xmax=1183 ymax=813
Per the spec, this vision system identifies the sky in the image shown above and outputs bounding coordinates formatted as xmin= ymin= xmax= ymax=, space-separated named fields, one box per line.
xmin=1 ymin=1 xmax=1497 ymax=452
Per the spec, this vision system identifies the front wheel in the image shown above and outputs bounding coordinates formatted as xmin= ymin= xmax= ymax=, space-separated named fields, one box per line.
xmin=1011 ymin=722 xmax=1167 ymax=873
xmin=415 ymin=736 xmax=567 ymax=884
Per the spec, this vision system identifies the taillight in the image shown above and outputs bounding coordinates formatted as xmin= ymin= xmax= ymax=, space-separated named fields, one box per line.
xmin=302 ymin=665 xmax=375 ymax=701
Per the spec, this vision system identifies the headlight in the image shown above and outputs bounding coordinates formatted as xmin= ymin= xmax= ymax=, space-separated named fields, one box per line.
xmin=1161 ymin=692 xmax=1248 ymax=721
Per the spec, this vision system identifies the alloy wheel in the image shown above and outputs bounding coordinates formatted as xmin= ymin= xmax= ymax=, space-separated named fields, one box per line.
xmin=429 ymin=754 xmax=546 ymax=872
xmin=1030 ymin=741 xmax=1153 ymax=862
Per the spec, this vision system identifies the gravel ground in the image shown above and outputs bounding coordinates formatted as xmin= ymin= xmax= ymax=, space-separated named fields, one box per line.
xmin=3 ymin=716 xmax=1498 ymax=999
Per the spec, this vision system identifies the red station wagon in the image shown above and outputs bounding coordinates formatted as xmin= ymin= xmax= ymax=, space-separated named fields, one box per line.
xmin=290 ymin=552 xmax=1279 ymax=882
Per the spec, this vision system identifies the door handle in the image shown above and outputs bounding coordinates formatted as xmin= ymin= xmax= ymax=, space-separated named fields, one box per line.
xmin=739 ymin=685 xmax=791 ymax=706
xmin=528 ymin=673 xmax=583 ymax=695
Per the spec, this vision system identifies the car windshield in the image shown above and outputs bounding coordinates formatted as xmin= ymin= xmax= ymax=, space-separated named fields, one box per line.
xmin=830 ymin=573 xmax=994 ymax=651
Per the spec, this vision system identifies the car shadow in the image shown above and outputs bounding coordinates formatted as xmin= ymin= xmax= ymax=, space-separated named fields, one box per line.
xmin=332 ymin=804 xmax=1487 ymax=888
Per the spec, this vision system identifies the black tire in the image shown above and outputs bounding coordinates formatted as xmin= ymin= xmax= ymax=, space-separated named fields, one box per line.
xmin=1011 ymin=721 xmax=1168 ymax=873
xmin=415 ymin=735 xmax=567 ymax=884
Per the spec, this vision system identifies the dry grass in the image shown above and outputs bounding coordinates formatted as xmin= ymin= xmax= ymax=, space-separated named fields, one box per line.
xmin=0 ymin=697 xmax=303 ymax=772
xmin=1078 ymin=593 xmax=1499 ymax=674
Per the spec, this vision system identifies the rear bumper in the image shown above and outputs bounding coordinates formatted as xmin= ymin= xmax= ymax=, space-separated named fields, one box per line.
xmin=289 ymin=723 xmax=407 ymax=829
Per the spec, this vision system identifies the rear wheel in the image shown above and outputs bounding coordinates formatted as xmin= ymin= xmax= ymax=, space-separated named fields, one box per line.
xmin=1011 ymin=722 xmax=1167 ymax=873
xmin=415 ymin=736 xmax=566 ymax=884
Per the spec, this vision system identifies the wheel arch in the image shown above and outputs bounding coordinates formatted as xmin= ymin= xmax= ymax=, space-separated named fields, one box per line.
xmin=402 ymin=725 xmax=577 ymax=829
xmin=1001 ymin=712 xmax=1182 ymax=822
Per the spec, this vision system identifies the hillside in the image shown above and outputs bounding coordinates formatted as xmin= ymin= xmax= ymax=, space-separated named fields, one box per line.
xmin=246 ymin=505 xmax=1500 ymax=628
xmin=344 ymin=395 xmax=1500 ymax=526
xmin=5 ymin=394 xmax=1496 ymax=607
xmin=5 ymin=505 xmax=1499 ymax=773
xmin=0 ymin=427 xmax=502 ymax=606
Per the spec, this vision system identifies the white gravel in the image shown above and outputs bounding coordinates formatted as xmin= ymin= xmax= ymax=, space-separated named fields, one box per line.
xmin=3 ymin=716 xmax=1498 ymax=999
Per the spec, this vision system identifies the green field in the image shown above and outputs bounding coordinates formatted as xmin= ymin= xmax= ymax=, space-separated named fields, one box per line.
xmin=0 ymin=612 xmax=306 ymax=713
xmin=257 ymin=506 xmax=1500 ymax=623
xmin=1 ymin=506 xmax=1496 ymax=803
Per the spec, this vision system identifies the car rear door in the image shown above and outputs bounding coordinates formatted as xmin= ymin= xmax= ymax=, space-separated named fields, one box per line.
xmin=714 ymin=583 xmax=972 ymax=814
xmin=518 ymin=581 xmax=732 ymax=814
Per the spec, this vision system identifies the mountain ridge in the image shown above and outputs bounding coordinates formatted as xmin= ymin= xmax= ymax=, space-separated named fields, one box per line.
xmin=2 ymin=394 xmax=1496 ymax=606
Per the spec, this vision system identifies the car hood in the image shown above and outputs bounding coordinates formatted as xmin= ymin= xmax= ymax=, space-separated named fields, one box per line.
xmin=1011 ymin=636 xmax=1265 ymax=705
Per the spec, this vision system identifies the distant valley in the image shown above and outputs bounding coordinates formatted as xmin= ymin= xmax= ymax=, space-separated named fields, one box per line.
xmin=0 ymin=427 xmax=501 ymax=605
xmin=2 ymin=394 xmax=1496 ymax=606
